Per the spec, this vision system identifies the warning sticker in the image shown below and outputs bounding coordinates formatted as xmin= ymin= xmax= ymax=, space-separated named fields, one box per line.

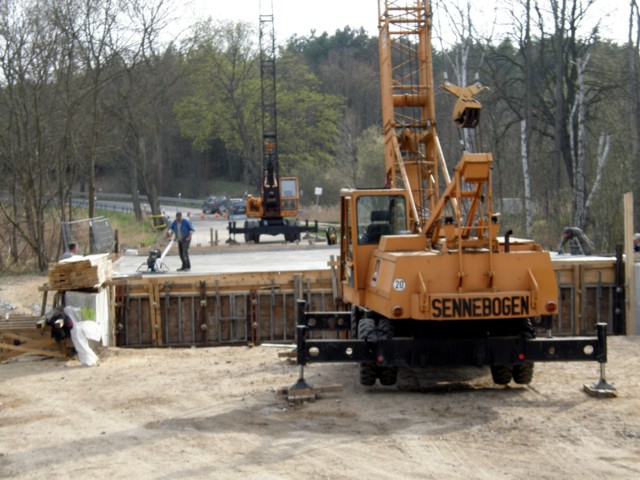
xmin=372 ymin=259 xmax=381 ymax=286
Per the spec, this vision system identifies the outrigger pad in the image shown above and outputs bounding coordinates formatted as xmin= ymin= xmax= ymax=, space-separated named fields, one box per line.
xmin=279 ymin=379 xmax=343 ymax=405
xmin=583 ymin=380 xmax=617 ymax=398
xmin=283 ymin=378 xmax=317 ymax=404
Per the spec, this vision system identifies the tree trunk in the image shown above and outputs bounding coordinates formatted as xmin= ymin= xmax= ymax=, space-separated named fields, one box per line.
xmin=629 ymin=1 xmax=640 ymax=218
xmin=520 ymin=120 xmax=533 ymax=237
xmin=571 ymin=54 xmax=589 ymax=229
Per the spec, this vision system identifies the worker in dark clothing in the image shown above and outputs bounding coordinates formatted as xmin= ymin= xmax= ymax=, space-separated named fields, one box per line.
xmin=634 ymin=233 xmax=640 ymax=252
xmin=557 ymin=227 xmax=594 ymax=255
xmin=168 ymin=212 xmax=195 ymax=271
xmin=61 ymin=242 xmax=79 ymax=260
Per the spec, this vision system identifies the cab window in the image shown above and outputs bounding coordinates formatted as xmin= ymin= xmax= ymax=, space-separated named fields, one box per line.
xmin=356 ymin=195 xmax=407 ymax=244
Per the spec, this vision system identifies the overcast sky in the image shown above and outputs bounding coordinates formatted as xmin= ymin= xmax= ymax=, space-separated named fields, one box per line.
xmin=175 ymin=0 xmax=632 ymax=46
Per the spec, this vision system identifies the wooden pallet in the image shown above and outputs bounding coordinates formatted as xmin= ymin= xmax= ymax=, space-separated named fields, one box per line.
xmin=0 ymin=316 xmax=69 ymax=361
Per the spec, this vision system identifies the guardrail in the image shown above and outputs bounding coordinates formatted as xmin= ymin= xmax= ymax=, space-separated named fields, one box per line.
xmin=73 ymin=192 xmax=202 ymax=210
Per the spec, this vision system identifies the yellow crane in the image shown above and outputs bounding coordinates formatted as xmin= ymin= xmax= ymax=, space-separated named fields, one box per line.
xmin=288 ymin=0 xmax=613 ymax=400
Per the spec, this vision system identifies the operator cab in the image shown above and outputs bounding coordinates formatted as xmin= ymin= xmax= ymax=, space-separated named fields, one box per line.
xmin=340 ymin=189 xmax=411 ymax=303
xmin=356 ymin=194 xmax=409 ymax=244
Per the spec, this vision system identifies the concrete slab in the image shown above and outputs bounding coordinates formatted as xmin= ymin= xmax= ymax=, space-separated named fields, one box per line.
xmin=124 ymin=208 xmax=334 ymax=275
xmin=114 ymin=244 xmax=340 ymax=275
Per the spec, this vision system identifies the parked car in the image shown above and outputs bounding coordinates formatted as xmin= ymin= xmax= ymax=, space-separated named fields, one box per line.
xmin=201 ymin=195 xmax=231 ymax=214
xmin=228 ymin=198 xmax=246 ymax=216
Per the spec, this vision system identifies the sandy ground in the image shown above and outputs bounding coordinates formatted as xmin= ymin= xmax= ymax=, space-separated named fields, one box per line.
xmin=0 ymin=274 xmax=50 ymax=317
xmin=1 ymin=275 xmax=640 ymax=479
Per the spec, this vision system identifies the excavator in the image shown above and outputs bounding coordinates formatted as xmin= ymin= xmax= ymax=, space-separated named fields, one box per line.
xmin=290 ymin=0 xmax=614 ymax=398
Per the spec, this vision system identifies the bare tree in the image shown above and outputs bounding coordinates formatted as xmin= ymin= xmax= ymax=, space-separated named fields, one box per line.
xmin=0 ymin=0 xmax=68 ymax=269
xmin=569 ymin=52 xmax=611 ymax=228
xmin=434 ymin=0 xmax=494 ymax=152
xmin=106 ymin=0 xmax=179 ymax=221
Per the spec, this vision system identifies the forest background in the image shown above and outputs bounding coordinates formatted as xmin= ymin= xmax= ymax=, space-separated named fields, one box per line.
xmin=2 ymin=0 xmax=640 ymax=271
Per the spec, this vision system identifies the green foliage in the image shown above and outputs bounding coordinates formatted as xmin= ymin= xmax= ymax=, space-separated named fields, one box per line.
xmin=2 ymin=2 xmax=639 ymax=262
xmin=95 ymin=210 xmax=159 ymax=248
xmin=354 ymin=126 xmax=386 ymax=188
xmin=275 ymin=52 xmax=345 ymax=200
xmin=174 ymin=19 xmax=261 ymax=183
xmin=203 ymin=179 xmax=249 ymax=198
xmin=285 ymin=27 xmax=377 ymax=67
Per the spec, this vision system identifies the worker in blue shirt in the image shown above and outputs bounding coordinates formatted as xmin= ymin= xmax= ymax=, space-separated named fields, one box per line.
xmin=168 ymin=212 xmax=195 ymax=271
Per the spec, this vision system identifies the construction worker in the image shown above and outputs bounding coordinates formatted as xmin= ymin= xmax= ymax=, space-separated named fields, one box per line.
xmin=557 ymin=227 xmax=594 ymax=255
xmin=168 ymin=212 xmax=195 ymax=271
xmin=61 ymin=242 xmax=79 ymax=260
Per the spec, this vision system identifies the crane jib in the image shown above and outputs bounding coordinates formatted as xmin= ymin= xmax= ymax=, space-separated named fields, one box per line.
xmin=431 ymin=295 xmax=530 ymax=319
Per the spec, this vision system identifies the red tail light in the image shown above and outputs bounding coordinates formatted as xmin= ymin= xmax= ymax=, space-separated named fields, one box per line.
xmin=545 ymin=301 xmax=558 ymax=314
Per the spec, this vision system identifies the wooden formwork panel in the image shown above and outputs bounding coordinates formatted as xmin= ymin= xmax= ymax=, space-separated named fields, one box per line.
xmin=583 ymin=285 xmax=615 ymax=333
xmin=111 ymin=257 xmax=621 ymax=347
xmin=161 ymin=294 xmax=199 ymax=346
xmin=119 ymin=295 xmax=155 ymax=347
xmin=0 ymin=316 xmax=70 ymax=360
xmin=553 ymin=257 xmax=620 ymax=336
xmin=112 ymin=271 xmax=338 ymax=347
xmin=253 ymin=289 xmax=334 ymax=343
xmin=211 ymin=292 xmax=249 ymax=344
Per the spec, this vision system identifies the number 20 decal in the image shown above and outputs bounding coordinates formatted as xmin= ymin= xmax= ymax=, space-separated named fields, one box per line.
xmin=393 ymin=279 xmax=406 ymax=291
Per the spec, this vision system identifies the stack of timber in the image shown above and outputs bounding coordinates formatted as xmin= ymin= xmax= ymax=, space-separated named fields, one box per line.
xmin=48 ymin=254 xmax=113 ymax=290
xmin=0 ymin=315 xmax=68 ymax=361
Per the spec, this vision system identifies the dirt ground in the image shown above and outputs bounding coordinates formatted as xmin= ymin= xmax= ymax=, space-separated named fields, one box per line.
xmin=1 ymin=274 xmax=640 ymax=479
xmin=0 ymin=274 xmax=49 ymax=317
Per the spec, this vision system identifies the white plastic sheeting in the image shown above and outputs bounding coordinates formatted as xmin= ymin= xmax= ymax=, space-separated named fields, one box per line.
xmin=65 ymin=289 xmax=111 ymax=346
xmin=63 ymin=306 xmax=102 ymax=366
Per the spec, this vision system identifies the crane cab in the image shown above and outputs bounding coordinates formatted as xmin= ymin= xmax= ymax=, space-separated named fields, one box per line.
xmin=340 ymin=188 xmax=415 ymax=306
xmin=246 ymin=176 xmax=301 ymax=219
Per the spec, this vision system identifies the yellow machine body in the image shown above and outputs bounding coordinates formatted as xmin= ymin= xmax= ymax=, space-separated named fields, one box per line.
xmin=246 ymin=176 xmax=301 ymax=219
xmin=339 ymin=187 xmax=558 ymax=323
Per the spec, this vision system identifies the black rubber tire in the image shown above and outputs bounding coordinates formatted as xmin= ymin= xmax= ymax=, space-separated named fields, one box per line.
xmin=357 ymin=317 xmax=376 ymax=340
xmin=350 ymin=307 xmax=361 ymax=339
xmin=376 ymin=317 xmax=394 ymax=338
xmin=374 ymin=317 xmax=397 ymax=386
xmin=359 ymin=362 xmax=377 ymax=386
xmin=490 ymin=365 xmax=513 ymax=385
xmin=512 ymin=362 xmax=534 ymax=385
xmin=358 ymin=317 xmax=377 ymax=386
xmin=243 ymin=221 xmax=251 ymax=243
xmin=378 ymin=366 xmax=398 ymax=386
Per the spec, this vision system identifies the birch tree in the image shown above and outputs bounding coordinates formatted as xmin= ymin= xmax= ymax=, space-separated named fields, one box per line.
xmin=569 ymin=53 xmax=611 ymax=228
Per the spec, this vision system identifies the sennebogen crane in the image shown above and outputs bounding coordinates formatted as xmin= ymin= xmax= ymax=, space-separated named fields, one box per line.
xmin=286 ymin=0 xmax=614 ymax=402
